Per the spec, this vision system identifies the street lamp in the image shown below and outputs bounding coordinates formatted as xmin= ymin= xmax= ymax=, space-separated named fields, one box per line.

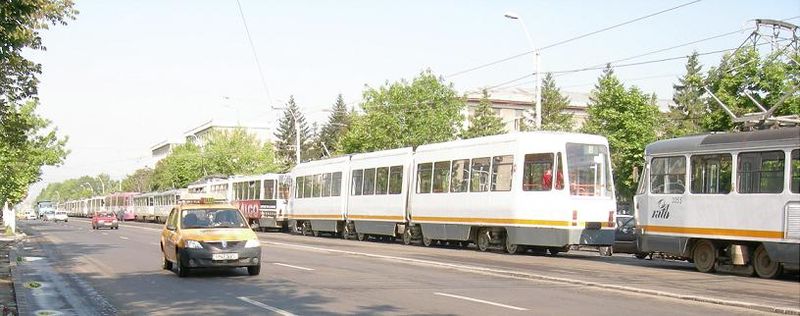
xmin=82 ymin=183 xmax=95 ymax=195
xmin=505 ymin=11 xmax=541 ymax=129
xmin=186 ymin=135 xmax=207 ymax=176
xmin=98 ymin=178 xmax=106 ymax=195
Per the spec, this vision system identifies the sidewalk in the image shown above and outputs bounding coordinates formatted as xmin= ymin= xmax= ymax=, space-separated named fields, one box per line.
xmin=0 ymin=234 xmax=23 ymax=316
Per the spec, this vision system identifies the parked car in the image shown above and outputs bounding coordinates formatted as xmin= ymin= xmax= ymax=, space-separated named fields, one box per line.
xmin=52 ymin=210 xmax=68 ymax=222
xmin=92 ymin=212 xmax=118 ymax=230
xmin=42 ymin=210 xmax=55 ymax=221
xmin=25 ymin=211 xmax=37 ymax=220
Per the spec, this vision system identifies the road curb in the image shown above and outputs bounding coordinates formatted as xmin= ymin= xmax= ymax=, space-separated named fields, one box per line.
xmin=9 ymin=243 xmax=31 ymax=316
xmin=266 ymin=240 xmax=800 ymax=315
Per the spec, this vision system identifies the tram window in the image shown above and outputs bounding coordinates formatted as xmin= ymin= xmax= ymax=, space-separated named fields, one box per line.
xmin=331 ymin=172 xmax=342 ymax=196
xmin=352 ymin=169 xmax=363 ymax=196
xmin=446 ymin=159 xmax=467 ymax=193
xmin=376 ymin=167 xmax=389 ymax=195
xmin=791 ymin=150 xmax=799 ymax=194
xmin=416 ymin=163 xmax=433 ymax=194
xmin=650 ymin=156 xmax=686 ymax=194
xmin=433 ymin=161 xmax=451 ymax=193
xmin=690 ymin=154 xmax=731 ymax=194
xmin=363 ymin=168 xmax=376 ymax=195
xmin=738 ymin=151 xmax=784 ymax=194
xmin=491 ymin=155 xmax=513 ymax=191
xmin=555 ymin=153 xmax=565 ymax=190
xmin=264 ymin=180 xmax=276 ymax=200
xmin=636 ymin=165 xmax=648 ymax=195
xmin=312 ymin=174 xmax=322 ymax=198
xmin=321 ymin=173 xmax=332 ymax=197
xmin=389 ymin=166 xmax=403 ymax=194
xmin=251 ymin=181 xmax=261 ymax=199
xmin=470 ymin=158 xmax=491 ymax=192
xmin=523 ymin=153 xmax=554 ymax=191
xmin=295 ymin=177 xmax=304 ymax=199
xmin=567 ymin=143 xmax=614 ymax=196
xmin=279 ymin=178 xmax=292 ymax=200
xmin=303 ymin=175 xmax=313 ymax=198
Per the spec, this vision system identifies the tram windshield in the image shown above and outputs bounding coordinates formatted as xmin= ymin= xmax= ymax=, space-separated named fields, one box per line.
xmin=566 ymin=143 xmax=613 ymax=197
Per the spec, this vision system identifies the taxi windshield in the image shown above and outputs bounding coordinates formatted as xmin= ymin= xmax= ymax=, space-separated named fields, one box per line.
xmin=181 ymin=209 xmax=247 ymax=229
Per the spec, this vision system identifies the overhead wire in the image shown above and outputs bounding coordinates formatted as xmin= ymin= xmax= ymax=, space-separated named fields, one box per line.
xmin=235 ymin=0 xmax=273 ymax=105
xmin=445 ymin=0 xmax=704 ymax=78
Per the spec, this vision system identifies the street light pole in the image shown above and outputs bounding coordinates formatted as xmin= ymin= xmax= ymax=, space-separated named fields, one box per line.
xmin=82 ymin=183 xmax=95 ymax=195
xmin=98 ymin=178 xmax=106 ymax=195
xmin=505 ymin=11 xmax=541 ymax=129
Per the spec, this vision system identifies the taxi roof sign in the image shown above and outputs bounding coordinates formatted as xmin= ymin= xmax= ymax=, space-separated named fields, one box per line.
xmin=178 ymin=192 xmax=227 ymax=204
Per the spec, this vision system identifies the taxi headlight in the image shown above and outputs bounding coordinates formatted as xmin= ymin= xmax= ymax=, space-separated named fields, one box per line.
xmin=185 ymin=240 xmax=203 ymax=249
xmin=244 ymin=239 xmax=260 ymax=248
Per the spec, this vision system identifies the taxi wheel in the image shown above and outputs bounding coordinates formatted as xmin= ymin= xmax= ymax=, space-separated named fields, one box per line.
xmin=162 ymin=252 xmax=172 ymax=270
xmin=176 ymin=252 xmax=189 ymax=278
xmin=247 ymin=264 xmax=261 ymax=276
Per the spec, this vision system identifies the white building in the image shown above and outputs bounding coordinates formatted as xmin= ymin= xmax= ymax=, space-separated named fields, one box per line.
xmin=150 ymin=118 xmax=272 ymax=164
xmin=464 ymin=87 xmax=673 ymax=132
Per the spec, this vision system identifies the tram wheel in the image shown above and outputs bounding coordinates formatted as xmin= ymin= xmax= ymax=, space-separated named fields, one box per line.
xmin=301 ymin=222 xmax=312 ymax=236
xmin=692 ymin=239 xmax=717 ymax=273
xmin=402 ymin=228 xmax=413 ymax=245
xmin=753 ymin=244 xmax=782 ymax=279
xmin=505 ymin=236 xmax=519 ymax=254
xmin=341 ymin=225 xmax=351 ymax=240
xmin=312 ymin=230 xmax=320 ymax=237
xmin=477 ymin=229 xmax=490 ymax=252
xmin=357 ymin=233 xmax=366 ymax=241
xmin=422 ymin=235 xmax=434 ymax=247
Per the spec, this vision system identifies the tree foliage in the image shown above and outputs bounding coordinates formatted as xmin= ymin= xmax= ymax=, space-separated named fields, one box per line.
xmin=151 ymin=128 xmax=279 ymax=190
xmin=316 ymin=94 xmax=352 ymax=157
xmin=461 ymin=89 xmax=505 ymax=139
xmin=340 ymin=70 xmax=465 ymax=153
xmin=121 ymin=168 xmax=153 ymax=193
xmin=666 ymin=52 xmax=706 ymax=137
xmin=1 ymin=0 xmax=77 ymax=117
xmin=582 ymin=66 xmax=661 ymax=202
xmin=537 ymin=73 xmax=575 ymax=132
xmin=1 ymin=101 xmax=68 ymax=205
xmin=273 ymin=96 xmax=311 ymax=168
xmin=35 ymin=174 xmax=115 ymax=202
xmin=702 ymin=47 xmax=800 ymax=131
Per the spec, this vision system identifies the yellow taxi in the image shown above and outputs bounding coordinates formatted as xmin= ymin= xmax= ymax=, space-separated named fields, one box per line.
xmin=160 ymin=198 xmax=261 ymax=277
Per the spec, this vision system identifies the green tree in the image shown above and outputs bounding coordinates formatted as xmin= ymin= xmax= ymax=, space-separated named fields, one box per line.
xmin=317 ymin=94 xmax=352 ymax=156
xmin=461 ymin=89 xmax=505 ymax=139
xmin=666 ymin=52 xmax=706 ymax=137
xmin=0 ymin=101 xmax=68 ymax=205
xmin=340 ymin=70 xmax=465 ymax=153
xmin=151 ymin=143 xmax=202 ymax=191
xmin=273 ymin=96 xmax=311 ymax=168
xmin=538 ymin=73 xmax=575 ymax=132
xmin=703 ymin=47 xmax=800 ymax=131
xmin=121 ymin=168 xmax=154 ymax=193
xmin=36 ymin=173 xmax=115 ymax=202
xmin=1 ymin=0 xmax=78 ymax=118
xmin=582 ymin=65 xmax=661 ymax=202
xmin=203 ymin=129 xmax=279 ymax=176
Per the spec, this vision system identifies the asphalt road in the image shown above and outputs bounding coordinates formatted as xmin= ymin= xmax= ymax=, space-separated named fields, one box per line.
xmin=14 ymin=218 xmax=800 ymax=315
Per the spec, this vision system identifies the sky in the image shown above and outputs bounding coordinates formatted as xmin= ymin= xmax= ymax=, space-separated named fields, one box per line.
xmin=23 ymin=0 xmax=800 ymax=205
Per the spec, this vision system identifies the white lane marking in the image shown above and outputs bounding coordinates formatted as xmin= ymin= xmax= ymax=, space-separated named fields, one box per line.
xmin=434 ymin=292 xmax=528 ymax=311
xmin=119 ymin=236 xmax=129 ymax=240
xmin=237 ymin=297 xmax=296 ymax=316
xmin=273 ymin=263 xmax=314 ymax=271
xmin=101 ymin=232 xmax=108 ymax=236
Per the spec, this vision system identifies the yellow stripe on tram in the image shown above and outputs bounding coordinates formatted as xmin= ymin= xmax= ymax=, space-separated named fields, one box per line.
xmin=641 ymin=225 xmax=784 ymax=239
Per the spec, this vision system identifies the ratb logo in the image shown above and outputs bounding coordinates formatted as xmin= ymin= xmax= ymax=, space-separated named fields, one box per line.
xmin=651 ymin=199 xmax=670 ymax=219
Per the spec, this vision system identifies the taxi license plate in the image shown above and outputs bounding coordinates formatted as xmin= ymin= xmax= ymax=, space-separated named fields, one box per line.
xmin=212 ymin=253 xmax=238 ymax=261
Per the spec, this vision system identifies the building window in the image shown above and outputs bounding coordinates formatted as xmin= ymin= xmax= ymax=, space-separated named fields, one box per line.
xmin=650 ymin=156 xmax=686 ymax=194
xmin=690 ymin=154 xmax=731 ymax=194
xmin=738 ymin=151 xmax=785 ymax=194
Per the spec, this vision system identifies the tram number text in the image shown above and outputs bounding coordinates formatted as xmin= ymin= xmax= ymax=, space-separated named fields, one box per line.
xmin=651 ymin=199 xmax=671 ymax=219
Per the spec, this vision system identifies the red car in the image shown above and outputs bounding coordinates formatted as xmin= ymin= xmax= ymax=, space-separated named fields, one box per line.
xmin=92 ymin=212 xmax=119 ymax=230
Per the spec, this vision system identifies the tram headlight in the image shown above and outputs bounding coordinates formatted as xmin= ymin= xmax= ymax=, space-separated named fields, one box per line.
xmin=184 ymin=240 xmax=203 ymax=249
xmin=244 ymin=239 xmax=260 ymax=248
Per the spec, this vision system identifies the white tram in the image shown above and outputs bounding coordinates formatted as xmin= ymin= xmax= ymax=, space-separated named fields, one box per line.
xmin=133 ymin=192 xmax=156 ymax=222
xmin=409 ymin=132 xmax=616 ymax=253
xmin=634 ymin=128 xmax=800 ymax=278
xmin=289 ymin=156 xmax=350 ymax=236
xmin=290 ymin=132 xmax=616 ymax=253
